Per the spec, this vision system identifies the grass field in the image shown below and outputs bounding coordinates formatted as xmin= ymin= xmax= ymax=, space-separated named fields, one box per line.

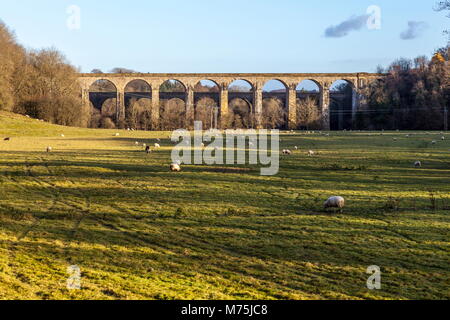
xmin=0 ymin=111 xmax=449 ymax=300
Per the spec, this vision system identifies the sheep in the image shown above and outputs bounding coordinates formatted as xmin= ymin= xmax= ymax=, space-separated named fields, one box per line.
xmin=442 ymin=136 xmax=445 ymax=141
xmin=324 ymin=196 xmax=345 ymax=212
xmin=431 ymin=140 xmax=437 ymax=145
xmin=135 ymin=141 xmax=139 ymax=145
xmin=393 ymin=138 xmax=397 ymax=141
xmin=114 ymin=133 xmax=120 ymax=137
xmin=170 ymin=163 xmax=181 ymax=172
xmin=60 ymin=134 xmax=65 ymax=138
xmin=154 ymin=143 xmax=161 ymax=149
xmin=46 ymin=146 xmax=52 ymax=153
xmin=308 ymin=150 xmax=315 ymax=157
xmin=157 ymin=138 xmax=161 ymax=142
xmin=414 ymin=161 xmax=422 ymax=168
xmin=145 ymin=146 xmax=151 ymax=154
xmin=294 ymin=146 xmax=298 ymax=150
xmin=282 ymin=149 xmax=292 ymax=155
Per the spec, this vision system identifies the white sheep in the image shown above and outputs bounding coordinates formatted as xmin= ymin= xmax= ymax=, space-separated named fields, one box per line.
xmin=114 ymin=133 xmax=120 ymax=137
xmin=308 ymin=150 xmax=315 ymax=157
xmin=46 ymin=146 xmax=52 ymax=153
xmin=154 ymin=143 xmax=161 ymax=149
xmin=170 ymin=163 xmax=181 ymax=172
xmin=135 ymin=141 xmax=139 ymax=145
xmin=414 ymin=161 xmax=422 ymax=168
xmin=294 ymin=146 xmax=298 ymax=150
xmin=61 ymin=134 xmax=65 ymax=138
xmin=442 ymin=136 xmax=445 ymax=141
xmin=282 ymin=149 xmax=292 ymax=155
xmin=324 ymin=196 xmax=345 ymax=212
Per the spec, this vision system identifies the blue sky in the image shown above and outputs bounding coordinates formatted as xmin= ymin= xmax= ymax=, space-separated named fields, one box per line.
xmin=0 ymin=0 xmax=447 ymax=73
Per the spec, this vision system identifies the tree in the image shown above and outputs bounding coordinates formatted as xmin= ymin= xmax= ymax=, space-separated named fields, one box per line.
xmin=14 ymin=48 xmax=85 ymax=126
xmin=110 ymin=67 xmax=136 ymax=74
xmin=296 ymin=97 xmax=321 ymax=130
xmin=435 ymin=1 xmax=450 ymax=35
xmin=0 ymin=21 xmax=25 ymax=111
xmin=261 ymin=98 xmax=286 ymax=129
xmin=159 ymin=99 xmax=186 ymax=130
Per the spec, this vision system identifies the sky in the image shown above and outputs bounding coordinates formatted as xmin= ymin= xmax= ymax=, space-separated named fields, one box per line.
xmin=0 ymin=0 xmax=448 ymax=74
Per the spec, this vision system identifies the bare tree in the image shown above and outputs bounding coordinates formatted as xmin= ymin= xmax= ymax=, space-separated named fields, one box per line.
xmin=262 ymin=98 xmax=286 ymax=129
xmin=297 ymin=97 xmax=321 ymax=130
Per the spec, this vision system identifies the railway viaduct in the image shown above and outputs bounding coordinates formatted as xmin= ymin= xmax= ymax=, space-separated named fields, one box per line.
xmin=78 ymin=73 xmax=384 ymax=129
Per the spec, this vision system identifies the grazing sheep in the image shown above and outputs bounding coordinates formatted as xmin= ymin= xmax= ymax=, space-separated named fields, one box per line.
xmin=4 ymin=137 xmax=10 ymax=141
xmin=294 ymin=146 xmax=298 ymax=150
xmin=154 ymin=143 xmax=161 ymax=149
xmin=308 ymin=150 xmax=315 ymax=157
xmin=431 ymin=140 xmax=437 ymax=145
xmin=135 ymin=141 xmax=139 ymax=145
xmin=114 ymin=133 xmax=120 ymax=137
xmin=324 ymin=196 xmax=345 ymax=212
xmin=414 ymin=161 xmax=422 ymax=168
xmin=145 ymin=146 xmax=151 ymax=154
xmin=282 ymin=149 xmax=292 ymax=155
xmin=442 ymin=136 xmax=445 ymax=141
xmin=46 ymin=146 xmax=52 ymax=153
xmin=61 ymin=134 xmax=65 ymax=137
xmin=170 ymin=163 xmax=181 ymax=172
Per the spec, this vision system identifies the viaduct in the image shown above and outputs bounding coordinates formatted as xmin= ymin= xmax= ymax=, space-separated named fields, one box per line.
xmin=78 ymin=73 xmax=384 ymax=130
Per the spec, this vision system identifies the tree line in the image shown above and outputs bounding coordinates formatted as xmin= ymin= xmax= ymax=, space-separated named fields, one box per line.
xmin=356 ymin=48 xmax=449 ymax=130
xmin=0 ymin=21 xmax=87 ymax=126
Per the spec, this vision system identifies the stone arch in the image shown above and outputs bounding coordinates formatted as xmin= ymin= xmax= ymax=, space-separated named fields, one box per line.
xmin=160 ymin=79 xmax=187 ymax=92
xmin=228 ymin=80 xmax=254 ymax=121
xmin=228 ymin=79 xmax=254 ymax=92
xmin=262 ymin=80 xmax=288 ymax=129
xmin=295 ymin=80 xmax=322 ymax=130
xmin=89 ymin=79 xmax=117 ymax=108
xmin=329 ymin=79 xmax=355 ymax=130
xmin=124 ymin=80 xmax=152 ymax=130
xmin=194 ymin=79 xmax=220 ymax=105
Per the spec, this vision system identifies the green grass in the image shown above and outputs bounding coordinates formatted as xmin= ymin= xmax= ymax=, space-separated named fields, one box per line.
xmin=0 ymin=111 xmax=449 ymax=300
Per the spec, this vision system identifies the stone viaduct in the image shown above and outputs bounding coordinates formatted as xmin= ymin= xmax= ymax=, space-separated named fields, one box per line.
xmin=77 ymin=73 xmax=384 ymax=130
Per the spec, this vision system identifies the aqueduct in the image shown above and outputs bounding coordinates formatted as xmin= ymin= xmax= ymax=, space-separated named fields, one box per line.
xmin=78 ymin=73 xmax=384 ymax=130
